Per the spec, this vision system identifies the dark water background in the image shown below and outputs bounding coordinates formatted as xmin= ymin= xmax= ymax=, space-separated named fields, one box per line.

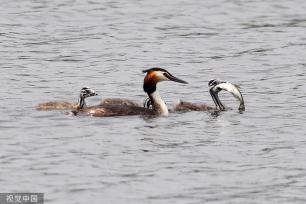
xmin=1 ymin=0 xmax=306 ymax=203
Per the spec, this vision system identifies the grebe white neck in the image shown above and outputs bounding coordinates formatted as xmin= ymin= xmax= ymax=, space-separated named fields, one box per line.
xmin=149 ymin=91 xmax=168 ymax=116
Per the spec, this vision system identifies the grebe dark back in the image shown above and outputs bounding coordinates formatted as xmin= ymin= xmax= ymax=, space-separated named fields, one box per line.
xmin=100 ymin=98 xmax=140 ymax=107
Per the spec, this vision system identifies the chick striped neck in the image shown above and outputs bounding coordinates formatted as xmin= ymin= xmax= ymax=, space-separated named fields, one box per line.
xmin=77 ymin=95 xmax=86 ymax=110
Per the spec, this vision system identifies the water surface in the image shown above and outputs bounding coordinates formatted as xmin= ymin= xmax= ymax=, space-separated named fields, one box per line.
xmin=1 ymin=0 xmax=306 ymax=203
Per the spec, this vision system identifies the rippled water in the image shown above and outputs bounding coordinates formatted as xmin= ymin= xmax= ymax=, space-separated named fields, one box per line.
xmin=1 ymin=0 xmax=306 ymax=203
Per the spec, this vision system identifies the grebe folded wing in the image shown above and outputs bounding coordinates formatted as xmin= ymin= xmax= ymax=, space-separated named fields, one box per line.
xmin=75 ymin=104 xmax=156 ymax=117
xmin=100 ymin=98 xmax=141 ymax=107
xmin=36 ymin=101 xmax=78 ymax=111
xmin=172 ymin=100 xmax=215 ymax=112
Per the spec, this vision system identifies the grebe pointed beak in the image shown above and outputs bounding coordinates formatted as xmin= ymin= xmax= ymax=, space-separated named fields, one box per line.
xmin=164 ymin=72 xmax=188 ymax=84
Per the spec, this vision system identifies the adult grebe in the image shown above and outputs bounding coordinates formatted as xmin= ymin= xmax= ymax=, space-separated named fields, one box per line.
xmin=36 ymin=87 xmax=97 ymax=111
xmin=73 ymin=68 xmax=188 ymax=117
xmin=173 ymin=79 xmax=245 ymax=112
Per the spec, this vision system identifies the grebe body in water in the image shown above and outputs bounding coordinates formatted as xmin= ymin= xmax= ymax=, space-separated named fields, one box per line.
xmin=36 ymin=87 xmax=97 ymax=111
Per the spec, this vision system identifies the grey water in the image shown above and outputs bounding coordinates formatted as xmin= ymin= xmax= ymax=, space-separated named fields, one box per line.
xmin=1 ymin=0 xmax=306 ymax=203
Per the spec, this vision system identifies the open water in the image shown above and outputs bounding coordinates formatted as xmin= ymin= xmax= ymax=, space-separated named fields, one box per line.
xmin=1 ymin=0 xmax=306 ymax=203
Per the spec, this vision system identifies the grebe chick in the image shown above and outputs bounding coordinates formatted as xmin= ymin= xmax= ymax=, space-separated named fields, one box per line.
xmin=74 ymin=68 xmax=188 ymax=117
xmin=173 ymin=79 xmax=245 ymax=112
xmin=100 ymin=98 xmax=140 ymax=107
xmin=143 ymin=97 xmax=153 ymax=109
xmin=36 ymin=87 xmax=97 ymax=111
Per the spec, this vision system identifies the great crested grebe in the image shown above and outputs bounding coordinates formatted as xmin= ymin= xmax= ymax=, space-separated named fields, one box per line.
xmin=173 ymin=79 xmax=245 ymax=112
xmin=36 ymin=87 xmax=97 ymax=111
xmin=73 ymin=68 xmax=188 ymax=117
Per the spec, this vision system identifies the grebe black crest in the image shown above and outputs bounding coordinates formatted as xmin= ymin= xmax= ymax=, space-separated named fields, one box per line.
xmin=36 ymin=87 xmax=97 ymax=111
xmin=73 ymin=68 xmax=188 ymax=117
xmin=173 ymin=79 xmax=245 ymax=112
